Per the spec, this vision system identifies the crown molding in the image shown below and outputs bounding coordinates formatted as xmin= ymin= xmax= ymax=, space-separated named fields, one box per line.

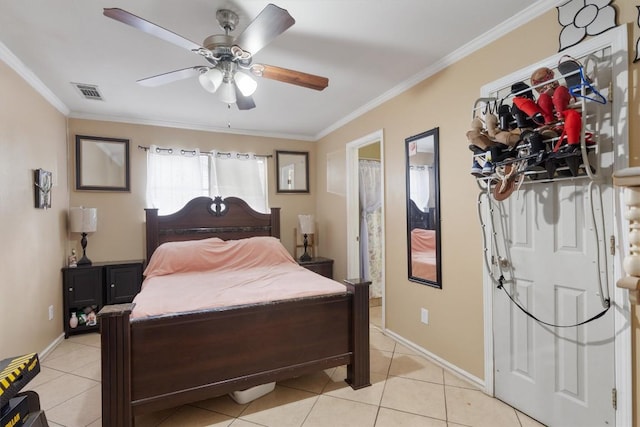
xmin=2 ymin=0 xmax=562 ymax=141
xmin=0 ymin=41 xmax=69 ymax=116
xmin=68 ymin=111 xmax=315 ymax=142
xmin=316 ymin=0 xmax=562 ymax=140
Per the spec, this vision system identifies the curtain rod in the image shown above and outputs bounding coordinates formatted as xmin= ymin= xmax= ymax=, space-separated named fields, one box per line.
xmin=138 ymin=145 xmax=272 ymax=158
xmin=409 ymin=165 xmax=430 ymax=170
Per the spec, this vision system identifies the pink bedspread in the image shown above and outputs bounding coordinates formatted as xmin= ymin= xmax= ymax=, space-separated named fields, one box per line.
xmin=411 ymin=229 xmax=437 ymax=281
xmin=132 ymin=236 xmax=346 ymax=319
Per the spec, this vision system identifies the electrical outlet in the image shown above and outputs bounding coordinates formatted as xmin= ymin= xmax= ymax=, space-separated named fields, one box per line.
xmin=48 ymin=305 xmax=54 ymax=321
xmin=420 ymin=308 xmax=429 ymax=324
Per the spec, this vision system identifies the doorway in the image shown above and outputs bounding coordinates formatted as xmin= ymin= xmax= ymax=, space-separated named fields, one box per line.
xmin=480 ymin=27 xmax=630 ymax=427
xmin=346 ymin=130 xmax=386 ymax=320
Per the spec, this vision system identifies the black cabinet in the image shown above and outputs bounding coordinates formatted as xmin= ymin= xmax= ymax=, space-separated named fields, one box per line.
xmin=66 ymin=267 xmax=103 ymax=310
xmin=105 ymin=263 xmax=143 ymax=305
xmin=297 ymin=257 xmax=334 ymax=279
xmin=62 ymin=260 xmax=143 ymax=338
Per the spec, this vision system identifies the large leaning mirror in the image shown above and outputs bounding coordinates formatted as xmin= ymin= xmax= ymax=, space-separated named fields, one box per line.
xmin=76 ymin=135 xmax=130 ymax=191
xmin=405 ymin=127 xmax=441 ymax=287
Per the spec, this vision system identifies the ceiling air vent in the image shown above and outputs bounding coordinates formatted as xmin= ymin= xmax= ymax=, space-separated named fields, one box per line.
xmin=71 ymin=83 xmax=104 ymax=101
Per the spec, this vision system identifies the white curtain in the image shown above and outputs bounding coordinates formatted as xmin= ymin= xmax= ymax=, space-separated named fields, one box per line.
xmin=210 ymin=152 xmax=268 ymax=213
xmin=146 ymin=148 xmax=268 ymax=215
xmin=146 ymin=145 xmax=205 ymax=214
xmin=359 ymin=160 xmax=383 ymax=298
xmin=409 ymin=165 xmax=430 ymax=211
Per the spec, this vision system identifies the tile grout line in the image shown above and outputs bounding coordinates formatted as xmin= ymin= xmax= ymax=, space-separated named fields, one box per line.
xmin=442 ymin=367 xmax=449 ymax=424
xmin=44 ymin=382 xmax=101 ymax=425
xmin=298 ymin=394 xmax=322 ymax=427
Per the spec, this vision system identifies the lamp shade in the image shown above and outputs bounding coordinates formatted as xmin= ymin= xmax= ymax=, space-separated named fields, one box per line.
xmin=69 ymin=207 xmax=97 ymax=233
xmin=298 ymin=214 xmax=315 ymax=235
xmin=234 ymin=71 xmax=257 ymax=96
xmin=198 ymin=68 xmax=223 ymax=93
xmin=217 ymin=80 xmax=237 ymax=104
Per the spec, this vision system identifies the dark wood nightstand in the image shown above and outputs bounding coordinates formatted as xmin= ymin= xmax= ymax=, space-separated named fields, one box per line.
xmin=297 ymin=256 xmax=334 ymax=279
xmin=62 ymin=260 xmax=143 ymax=338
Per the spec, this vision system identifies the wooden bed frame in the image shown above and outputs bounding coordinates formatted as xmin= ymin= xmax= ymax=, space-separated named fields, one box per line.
xmin=98 ymin=196 xmax=370 ymax=426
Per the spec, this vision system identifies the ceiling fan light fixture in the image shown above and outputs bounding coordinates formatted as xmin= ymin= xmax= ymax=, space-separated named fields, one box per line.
xmin=104 ymin=5 xmax=328 ymax=110
xmin=234 ymin=72 xmax=258 ymax=96
xmin=217 ymin=80 xmax=237 ymax=104
xmin=198 ymin=68 xmax=223 ymax=93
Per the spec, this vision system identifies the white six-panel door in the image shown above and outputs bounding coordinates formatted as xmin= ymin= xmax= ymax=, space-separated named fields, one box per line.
xmin=492 ymin=179 xmax=615 ymax=426
xmin=489 ymin=44 xmax=618 ymax=426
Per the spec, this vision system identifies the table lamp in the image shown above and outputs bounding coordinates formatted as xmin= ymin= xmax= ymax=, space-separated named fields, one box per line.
xmin=69 ymin=207 xmax=97 ymax=266
xmin=298 ymin=214 xmax=315 ymax=262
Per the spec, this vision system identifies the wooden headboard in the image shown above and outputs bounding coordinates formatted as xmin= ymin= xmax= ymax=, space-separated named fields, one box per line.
xmin=145 ymin=196 xmax=281 ymax=263
xmin=408 ymin=199 xmax=429 ymax=230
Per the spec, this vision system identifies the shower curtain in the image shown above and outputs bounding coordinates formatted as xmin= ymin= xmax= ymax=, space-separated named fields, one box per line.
xmin=359 ymin=160 xmax=383 ymax=298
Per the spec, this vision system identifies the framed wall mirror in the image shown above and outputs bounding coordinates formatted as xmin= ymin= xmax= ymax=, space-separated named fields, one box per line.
xmin=276 ymin=150 xmax=309 ymax=193
xmin=75 ymin=135 xmax=130 ymax=191
xmin=405 ymin=127 xmax=441 ymax=288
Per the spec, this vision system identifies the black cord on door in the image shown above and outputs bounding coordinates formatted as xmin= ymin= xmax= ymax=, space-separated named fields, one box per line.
xmin=497 ymin=275 xmax=610 ymax=328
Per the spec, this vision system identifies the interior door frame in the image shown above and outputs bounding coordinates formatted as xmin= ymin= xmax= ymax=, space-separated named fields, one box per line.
xmin=346 ymin=129 xmax=386 ymax=322
xmin=480 ymin=26 xmax=630 ymax=426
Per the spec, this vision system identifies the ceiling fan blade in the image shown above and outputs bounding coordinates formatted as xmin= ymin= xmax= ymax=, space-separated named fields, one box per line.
xmin=137 ymin=67 xmax=203 ymax=87
xmin=234 ymin=85 xmax=256 ymax=110
xmin=251 ymin=64 xmax=328 ymax=91
xmin=234 ymin=4 xmax=295 ymax=56
xmin=103 ymin=8 xmax=204 ymax=53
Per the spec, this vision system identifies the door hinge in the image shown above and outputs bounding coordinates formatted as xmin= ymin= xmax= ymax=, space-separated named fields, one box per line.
xmin=608 ymin=81 xmax=613 ymax=103
xmin=610 ymin=235 xmax=615 ymax=256
xmin=612 ymin=388 xmax=617 ymax=410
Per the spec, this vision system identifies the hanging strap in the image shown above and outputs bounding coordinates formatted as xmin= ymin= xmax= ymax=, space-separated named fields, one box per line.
xmin=497 ymin=275 xmax=610 ymax=328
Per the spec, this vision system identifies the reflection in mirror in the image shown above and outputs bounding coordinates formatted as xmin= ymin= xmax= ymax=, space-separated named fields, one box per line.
xmin=276 ymin=150 xmax=309 ymax=193
xmin=405 ymin=128 xmax=441 ymax=287
xmin=76 ymin=135 xmax=130 ymax=191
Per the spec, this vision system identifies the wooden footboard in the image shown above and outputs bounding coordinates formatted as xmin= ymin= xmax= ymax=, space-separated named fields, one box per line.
xmin=99 ymin=280 xmax=370 ymax=426
xmin=99 ymin=303 xmax=134 ymax=425
xmin=344 ymin=278 xmax=371 ymax=390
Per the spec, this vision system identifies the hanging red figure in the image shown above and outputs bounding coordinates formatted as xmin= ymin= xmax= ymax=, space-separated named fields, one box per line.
xmin=513 ymin=67 xmax=574 ymax=126
xmin=553 ymin=109 xmax=582 ymax=152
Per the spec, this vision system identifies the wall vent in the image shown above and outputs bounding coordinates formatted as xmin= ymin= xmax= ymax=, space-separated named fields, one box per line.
xmin=71 ymin=83 xmax=104 ymax=101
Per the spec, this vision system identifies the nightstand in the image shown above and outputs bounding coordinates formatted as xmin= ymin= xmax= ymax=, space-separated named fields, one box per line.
xmin=297 ymin=256 xmax=334 ymax=279
xmin=62 ymin=260 xmax=143 ymax=338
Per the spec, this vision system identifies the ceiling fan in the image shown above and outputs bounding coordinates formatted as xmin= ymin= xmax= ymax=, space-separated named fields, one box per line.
xmin=103 ymin=4 xmax=329 ymax=110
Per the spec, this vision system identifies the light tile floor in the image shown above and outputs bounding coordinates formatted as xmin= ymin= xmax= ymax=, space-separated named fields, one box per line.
xmin=27 ymin=306 xmax=545 ymax=426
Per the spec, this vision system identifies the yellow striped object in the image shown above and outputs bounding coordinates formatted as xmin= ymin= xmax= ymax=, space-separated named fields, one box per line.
xmin=0 ymin=353 xmax=39 ymax=399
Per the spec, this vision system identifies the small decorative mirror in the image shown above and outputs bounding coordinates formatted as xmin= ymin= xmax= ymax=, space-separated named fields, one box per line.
xmin=405 ymin=128 xmax=441 ymax=287
xmin=276 ymin=150 xmax=309 ymax=193
xmin=76 ymin=135 xmax=130 ymax=191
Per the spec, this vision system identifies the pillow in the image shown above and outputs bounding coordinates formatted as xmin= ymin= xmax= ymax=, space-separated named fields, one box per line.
xmin=144 ymin=236 xmax=295 ymax=278
xmin=221 ymin=236 xmax=296 ymax=270
xmin=144 ymin=237 xmax=225 ymax=278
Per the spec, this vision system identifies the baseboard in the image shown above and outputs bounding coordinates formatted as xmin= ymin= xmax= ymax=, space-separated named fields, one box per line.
xmin=40 ymin=333 xmax=65 ymax=360
xmin=383 ymin=328 xmax=485 ymax=391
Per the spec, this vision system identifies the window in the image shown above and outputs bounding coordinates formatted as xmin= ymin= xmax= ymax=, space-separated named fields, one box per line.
xmin=409 ymin=165 xmax=430 ymax=211
xmin=146 ymin=146 xmax=268 ymax=214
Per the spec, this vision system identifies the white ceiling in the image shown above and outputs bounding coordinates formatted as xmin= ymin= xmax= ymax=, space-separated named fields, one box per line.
xmin=0 ymin=1 xmax=553 ymax=141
